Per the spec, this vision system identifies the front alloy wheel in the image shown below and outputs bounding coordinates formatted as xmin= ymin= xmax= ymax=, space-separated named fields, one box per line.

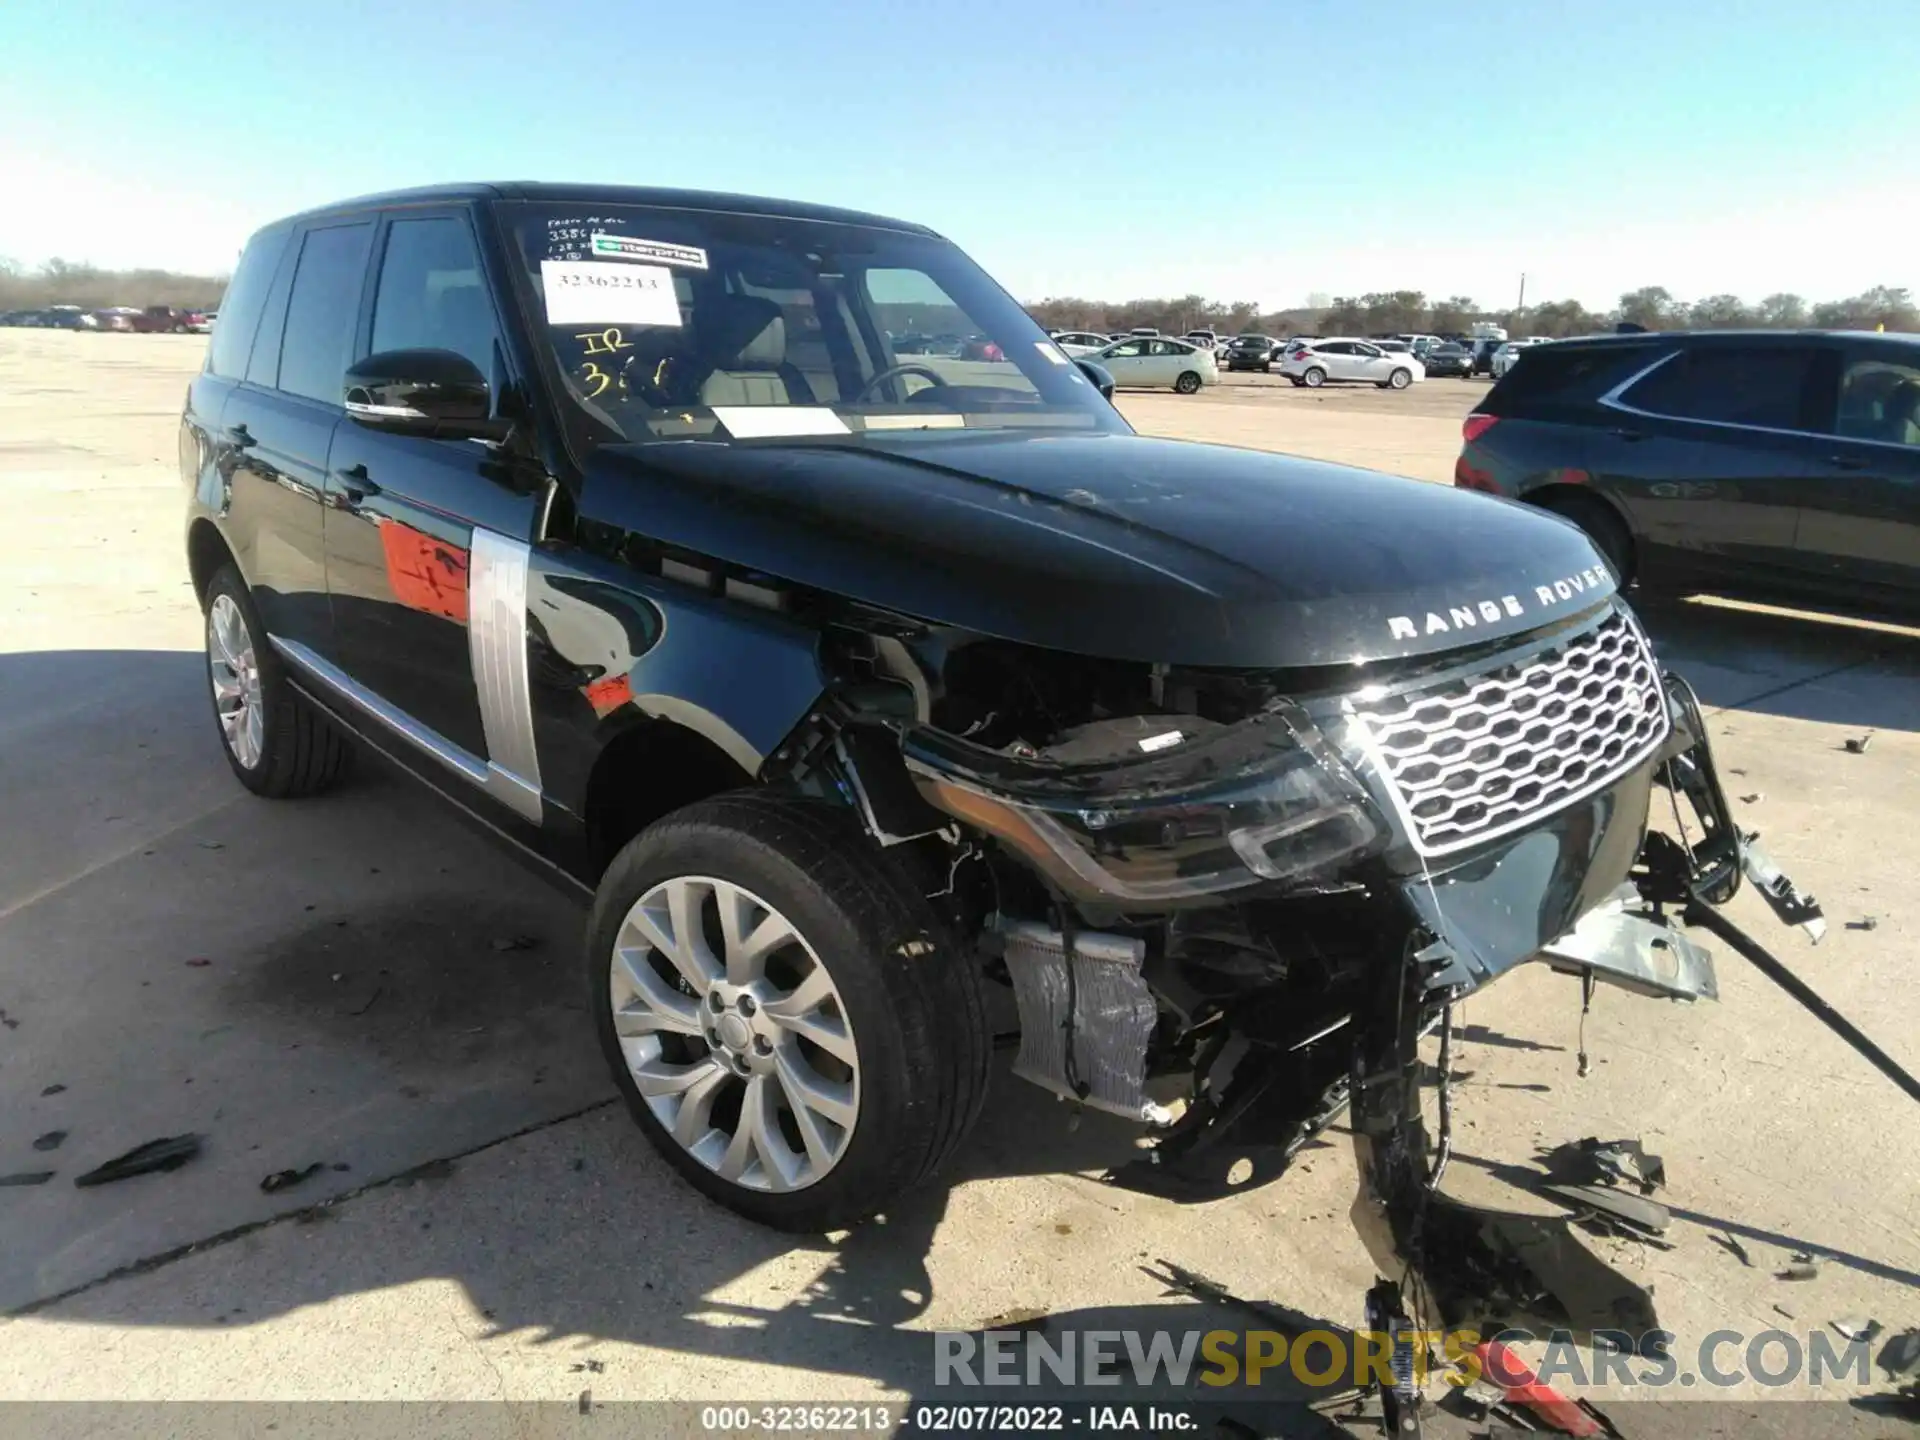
xmin=589 ymin=792 xmax=991 ymax=1231
xmin=610 ymin=875 xmax=858 ymax=1193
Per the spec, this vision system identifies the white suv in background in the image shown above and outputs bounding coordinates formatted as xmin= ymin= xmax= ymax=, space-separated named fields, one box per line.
xmin=1279 ymin=337 xmax=1424 ymax=390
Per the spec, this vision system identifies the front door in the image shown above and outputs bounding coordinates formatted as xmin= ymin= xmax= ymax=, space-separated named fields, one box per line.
xmin=1098 ymin=339 xmax=1151 ymax=387
xmin=322 ymin=209 xmax=547 ymax=818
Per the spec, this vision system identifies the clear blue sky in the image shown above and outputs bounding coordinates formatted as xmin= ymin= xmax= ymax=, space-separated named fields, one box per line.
xmin=2 ymin=0 xmax=1915 ymax=310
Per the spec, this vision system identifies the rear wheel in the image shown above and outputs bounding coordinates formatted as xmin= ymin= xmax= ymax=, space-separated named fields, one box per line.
xmin=1302 ymin=367 xmax=1326 ymax=388
xmin=1386 ymin=368 xmax=1412 ymax=390
xmin=588 ymin=792 xmax=991 ymax=1232
xmin=1535 ymin=493 xmax=1636 ymax=585
xmin=1174 ymin=370 xmax=1202 ymax=395
xmin=203 ymin=566 xmax=354 ymax=797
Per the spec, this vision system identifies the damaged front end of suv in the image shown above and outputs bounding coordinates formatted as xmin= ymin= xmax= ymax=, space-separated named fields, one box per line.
xmin=772 ymin=578 xmax=1823 ymax=1349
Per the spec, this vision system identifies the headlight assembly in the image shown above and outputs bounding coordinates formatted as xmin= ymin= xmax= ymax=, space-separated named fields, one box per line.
xmin=902 ymin=704 xmax=1384 ymax=904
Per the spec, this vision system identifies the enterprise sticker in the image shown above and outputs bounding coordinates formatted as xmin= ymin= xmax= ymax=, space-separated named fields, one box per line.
xmin=590 ymin=232 xmax=709 ymax=270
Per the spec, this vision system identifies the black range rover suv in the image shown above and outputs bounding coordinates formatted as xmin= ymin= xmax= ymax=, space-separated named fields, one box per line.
xmin=183 ymin=184 xmax=1820 ymax=1339
xmin=1456 ymin=330 xmax=1920 ymax=613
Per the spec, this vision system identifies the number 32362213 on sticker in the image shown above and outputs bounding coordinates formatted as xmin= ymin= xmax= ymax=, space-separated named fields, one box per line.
xmin=540 ymin=260 xmax=681 ymax=328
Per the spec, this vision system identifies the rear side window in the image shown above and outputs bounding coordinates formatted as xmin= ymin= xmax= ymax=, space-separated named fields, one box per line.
xmin=277 ymin=222 xmax=374 ymax=405
xmin=1619 ymin=344 xmax=1822 ymax=431
xmin=206 ymin=227 xmax=291 ymax=377
xmin=1484 ymin=342 xmax=1660 ymax=413
xmin=369 ymin=216 xmax=500 ymax=380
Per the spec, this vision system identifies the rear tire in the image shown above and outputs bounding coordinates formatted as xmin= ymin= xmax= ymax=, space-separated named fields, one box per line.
xmin=1535 ymin=493 xmax=1636 ymax=585
xmin=1302 ymin=367 xmax=1325 ymax=388
xmin=202 ymin=565 xmax=354 ymax=798
xmin=1174 ymin=370 xmax=1202 ymax=394
xmin=1387 ymin=368 xmax=1412 ymax=390
xmin=588 ymin=792 xmax=992 ymax=1232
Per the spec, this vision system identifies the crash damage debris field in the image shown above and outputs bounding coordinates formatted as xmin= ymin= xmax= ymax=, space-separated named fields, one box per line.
xmin=0 ymin=332 xmax=1916 ymax=1428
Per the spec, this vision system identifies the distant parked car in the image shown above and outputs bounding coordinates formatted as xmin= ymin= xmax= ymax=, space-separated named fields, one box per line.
xmin=1456 ymin=328 xmax=1920 ymax=611
xmin=960 ymin=336 xmax=1006 ymax=362
xmin=37 ymin=306 xmax=98 ymax=330
xmin=127 ymin=305 xmax=193 ymax=333
xmin=1470 ymin=337 xmax=1508 ymax=376
xmin=1051 ymin=331 xmax=1114 ymax=357
xmin=1490 ymin=337 xmax=1552 ymax=379
xmin=1183 ymin=329 xmax=1218 ymax=352
xmin=1279 ymin=338 xmax=1424 ymax=390
xmin=1090 ymin=335 xmax=1218 ymax=393
xmin=186 ymin=309 xmax=216 ymax=334
xmin=1422 ymin=342 xmax=1475 ymax=378
xmin=1223 ymin=334 xmax=1281 ymax=371
xmin=93 ymin=307 xmax=143 ymax=332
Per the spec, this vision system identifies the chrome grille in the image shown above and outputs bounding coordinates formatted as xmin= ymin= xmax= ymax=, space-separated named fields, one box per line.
xmin=1354 ymin=609 xmax=1669 ymax=857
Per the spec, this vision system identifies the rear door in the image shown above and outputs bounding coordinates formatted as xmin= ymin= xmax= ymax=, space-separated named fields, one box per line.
xmin=219 ymin=219 xmax=374 ymax=654
xmin=1145 ymin=339 xmax=1186 ymax=385
xmin=1598 ymin=339 xmax=1832 ymax=583
xmin=322 ymin=206 xmax=547 ymax=818
xmin=1314 ymin=341 xmax=1357 ymax=380
xmin=1797 ymin=343 xmax=1920 ymax=601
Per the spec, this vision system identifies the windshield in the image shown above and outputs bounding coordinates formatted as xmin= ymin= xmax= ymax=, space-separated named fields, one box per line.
xmin=500 ymin=200 xmax=1125 ymax=451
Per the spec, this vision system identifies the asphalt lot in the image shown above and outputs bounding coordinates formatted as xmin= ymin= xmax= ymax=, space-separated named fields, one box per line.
xmin=1 ymin=332 xmax=1915 ymax=1432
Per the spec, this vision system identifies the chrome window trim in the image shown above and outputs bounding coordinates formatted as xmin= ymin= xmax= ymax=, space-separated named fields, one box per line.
xmin=269 ymin=635 xmax=543 ymax=823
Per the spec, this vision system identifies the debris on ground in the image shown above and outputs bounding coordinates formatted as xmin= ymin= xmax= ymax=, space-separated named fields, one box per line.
xmin=1833 ymin=1317 xmax=1883 ymax=1343
xmin=32 ymin=1131 xmax=67 ymax=1152
xmin=1773 ymin=1303 xmax=1796 ymax=1320
xmin=0 ymin=1172 xmax=55 ymax=1187
xmin=568 ymin=1359 xmax=606 ymax=1374
xmin=0 ymin=1008 xmax=18 ymax=1030
xmin=349 ymin=986 xmax=383 ymax=1016
xmin=577 ymin=1390 xmax=591 ymax=1416
xmin=198 ymin=840 xmax=224 ymax=850
xmin=1739 ymin=792 xmax=1764 ymax=804
xmin=1776 ymin=1251 xmax=1821 ymax=1282
xmin=39 ymin=1084 xmax=65 ymax=1097
xmin=260 ymin=1163 xmax=326 ymax=1194
xmin=1846 ymin=917 xmax=1880 ymax=932
xmin=978 ymin=1306 xmax=1051 ymax=1332
xmin=491 ymin=935 xmax=540 ymax=953
xmin=1471 ymin=1341 xmax=1614 ymax=1437
xmin=1844 ymin=732 xmax=1875 ymax=754
xmin=1709 ymin=1232 xmax=1753 ymax=1266
xmin=1537 ymin=1137 xmax=1666 ymax=1193
xmin=73 ymin=1134 xmax=202 ymax=1187
xmin=1540 ymin=1183 xmax=1674 ymax=1248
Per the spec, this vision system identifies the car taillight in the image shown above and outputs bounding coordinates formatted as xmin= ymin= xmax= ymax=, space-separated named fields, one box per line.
xmin=1461 ymin=414 xmax=1499 ymax=443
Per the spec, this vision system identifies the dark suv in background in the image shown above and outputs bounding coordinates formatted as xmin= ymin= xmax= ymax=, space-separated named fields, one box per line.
xmin=1222 ymin=333 xmax=1279 ymax=371
xmin=1456 ymin=330 xmax=1920 ymax=613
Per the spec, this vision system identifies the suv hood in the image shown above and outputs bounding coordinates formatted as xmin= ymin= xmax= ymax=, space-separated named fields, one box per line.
xmin=580 ymin=431 xmax=1615 ymax=668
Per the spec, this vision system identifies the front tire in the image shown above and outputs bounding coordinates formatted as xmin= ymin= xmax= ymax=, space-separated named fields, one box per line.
xmin=1302 ymin=367 xmax=1325 ymax=388
xmin=1536 ymin=494 xmax=1637 ymax=586
xmin=588 ymin=793 xmax=991 ymax=1232
xmin=203 ymin=565 xmax=353 ymax=797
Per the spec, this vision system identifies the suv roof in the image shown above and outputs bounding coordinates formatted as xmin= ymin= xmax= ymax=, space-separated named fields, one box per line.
xmin=277 ymin=181 xmax=939 ymax=238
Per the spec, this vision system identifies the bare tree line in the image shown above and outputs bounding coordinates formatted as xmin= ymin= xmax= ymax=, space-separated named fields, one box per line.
xmin=0 ymin=258 xmax=227 ymax=312
xmin=1026 ymin=285 xmax=1919 ymax=340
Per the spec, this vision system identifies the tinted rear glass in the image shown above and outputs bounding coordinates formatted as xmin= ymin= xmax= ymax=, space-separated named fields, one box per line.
xmin=1620 ymin=344 xmax=1821 ymax=430
xmin=1482 ymin=342 xmax=1661 ymax=413
xmin=207 ymin=226 xmax=291 ymax=378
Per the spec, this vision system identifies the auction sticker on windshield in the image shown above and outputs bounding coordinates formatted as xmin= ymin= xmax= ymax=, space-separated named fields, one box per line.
xmin=590 ymin=232 xmax=709 ymax=269
xmin=540 ymin=260 xmax=682 ymax=327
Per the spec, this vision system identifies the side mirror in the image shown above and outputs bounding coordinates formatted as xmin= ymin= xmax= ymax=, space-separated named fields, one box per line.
xmin=1075 ymin=359 xmax=1116 ymax=401
xmin=344 ymin=348 xmax=509 ymax=440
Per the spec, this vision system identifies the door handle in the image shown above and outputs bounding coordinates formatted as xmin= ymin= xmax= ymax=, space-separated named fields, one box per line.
xmin=336 ymin=464 xmax=380 ymax=501
xmin=225 ymin=423 xmax=256 ymax=449
xmin=1826 ymin=454 xmax=1868 ymax=471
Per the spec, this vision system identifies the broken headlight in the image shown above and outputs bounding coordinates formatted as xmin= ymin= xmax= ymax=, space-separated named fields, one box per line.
xmin=902 ymin=704 xmax=1384 ymax=904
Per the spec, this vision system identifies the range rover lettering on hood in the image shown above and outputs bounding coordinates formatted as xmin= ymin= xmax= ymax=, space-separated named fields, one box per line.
xmin=1387 ymin=564 xmax=1613 ymax=640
